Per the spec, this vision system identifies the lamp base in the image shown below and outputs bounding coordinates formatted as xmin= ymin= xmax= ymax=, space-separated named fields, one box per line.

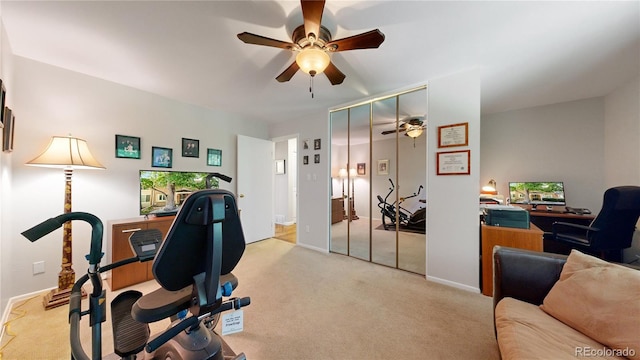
xmin=43 ymin=286 xmax=86 ymax=310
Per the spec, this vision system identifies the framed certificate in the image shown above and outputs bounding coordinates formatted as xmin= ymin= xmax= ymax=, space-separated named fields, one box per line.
xmin=438 ymin=122 xmax=468 ymax=148
xmin=437 ymin=150 xmax=470 ymax=175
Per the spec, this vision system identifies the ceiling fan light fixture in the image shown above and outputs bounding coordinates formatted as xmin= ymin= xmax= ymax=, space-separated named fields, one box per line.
xmin=296 ymin=47 xmax=330 ymax=76
xmin=406 ymin=125 xmax=423 ymax=138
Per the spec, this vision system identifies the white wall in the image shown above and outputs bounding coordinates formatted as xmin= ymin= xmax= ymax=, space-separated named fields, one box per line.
xmin=1 ymin=56 xmax=268 ymax=307
xmin=481 ymin=97 xmax=605 ymax=212
xmin=426 ymin=69 xmax=481 ymax=291
xmin=270 ymin=114 xmax=329 ymax=253
xmin=604 ymin=76 xmax=640 ymax=262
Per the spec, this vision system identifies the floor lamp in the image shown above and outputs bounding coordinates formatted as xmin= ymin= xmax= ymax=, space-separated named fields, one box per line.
xmin=339 ymin=168 xmax=348 ymax=219
xmin=349 ymin=168 xmax=359 ymax=220
xmin=26 ymin=135 xmax=105 ymax=310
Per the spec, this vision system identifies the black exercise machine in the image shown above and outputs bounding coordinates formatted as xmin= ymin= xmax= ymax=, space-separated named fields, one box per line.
xmin=22 ymin=185 xmax=250 ymax=360
xmin=377 ymin=178 xmax=426 ymax=233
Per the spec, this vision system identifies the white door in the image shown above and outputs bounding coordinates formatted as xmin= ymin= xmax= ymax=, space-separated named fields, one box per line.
xmin=237 ymin=135 xmax=274 ymax=243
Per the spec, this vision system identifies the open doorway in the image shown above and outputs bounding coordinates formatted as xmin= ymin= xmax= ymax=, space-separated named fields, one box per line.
xmin=273 ymin=136 xmax=298 ymax=243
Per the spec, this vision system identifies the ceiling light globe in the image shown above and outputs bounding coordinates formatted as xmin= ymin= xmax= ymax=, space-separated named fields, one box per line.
xmin=296 ymin=48 xmax=330 ymax=76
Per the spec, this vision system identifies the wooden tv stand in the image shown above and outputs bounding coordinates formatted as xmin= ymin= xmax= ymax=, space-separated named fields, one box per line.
xmin=106 ymin=216 xmax=175 ymax=291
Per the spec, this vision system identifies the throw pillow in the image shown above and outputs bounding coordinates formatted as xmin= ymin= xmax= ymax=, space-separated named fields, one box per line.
xmin=540 ymin=250 xmax=640 ymax=360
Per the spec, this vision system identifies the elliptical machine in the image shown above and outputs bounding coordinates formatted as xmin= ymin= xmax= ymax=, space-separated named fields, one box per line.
xmin=377 ymin=178 xmax=426 ymax=233
xmin=22 ymin=181 xmax=250 ymax=360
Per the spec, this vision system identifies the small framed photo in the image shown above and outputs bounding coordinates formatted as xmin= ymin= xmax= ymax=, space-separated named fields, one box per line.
xmin=182 ymin=138 xmax=199 ymax=157
xmin=357 ymin=163 xmax=366 ymax=175
xmin=314 ymin=154 xmax=320 ymax=164
xmin=314 ymin=138 xmax=321 ymax=150
xmin=303 ymin=139 xmax=310 ymax=150
xmin=115 ymin=134 xmax=141 ymax=159
xmin=437 ymin=150 xmax=470 ymax=175
xmin=303 ymin=155 xmax=309 ymax=165
xmin=152 ymin=146 xmax=173 ymax=168
xmin=275 ymin=159 xmax=286 ymax=174
xmin=377 ymin=159 xmax=389 ymax=175
xmin=207 ymin=148 xmax=222 ymax=166
xmin=0 ymin=80 xmax=5 ymax=128
xmin=2 ymin=107 xmax=14 ymax=152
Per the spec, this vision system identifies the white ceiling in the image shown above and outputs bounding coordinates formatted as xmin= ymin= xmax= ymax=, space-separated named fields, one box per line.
xmin=2 ymin=1 xmax=638 ymax=125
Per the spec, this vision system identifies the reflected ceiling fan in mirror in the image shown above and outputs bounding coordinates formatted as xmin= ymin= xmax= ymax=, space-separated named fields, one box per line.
xmin=381 ymin=116 xmax=426 ymax=147
xmin=237 ymin=0 xmax=385 ymax=97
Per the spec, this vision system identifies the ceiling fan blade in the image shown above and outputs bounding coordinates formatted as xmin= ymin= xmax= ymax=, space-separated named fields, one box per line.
xmin=237 ymin=32 xmax=296 ymax=50
xmin=301 ymin=0 xmax=325 ymax=41
xmin=325 ymin=29 xmax=385 ymax=52
xmin=324 ymin=61 xmax=346 ymax=85
xmin=276 ymin=61 xmax=300 ymax=82
xmin=381 ymin=128 xmax=407 ymax=135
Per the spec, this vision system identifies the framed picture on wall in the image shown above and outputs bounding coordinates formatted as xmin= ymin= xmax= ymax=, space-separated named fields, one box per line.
xmin=2 ymin=107 xmax=13 ymax=152
xmin=303 ymin=155 xmax=309 ymax=165
xmin=115 ymin=134 xmax=141 ymax=159
xmin=275 ymin=159 xmax=286 ymax=174
xmin=436 ymin=150 xmax=470 ymax=175
xmin=314 ymin=154 xmax=320 ymax=164
xmin=152 ymin=146 xmax=173 ymax=168
xmin=182 ymin=138 xmax=199 ymax=158
xmin=357 ymin=163 xmax=366 ymax=175
xmin=438 ymin=122 xmax=469 ymax=148
xmin=377 ymin=159 xmax=389 ymax=175
xmin=314 ymin=138 xmax=321 ymax=150
xmin=207 ymin=148 xmax=222 ymax=166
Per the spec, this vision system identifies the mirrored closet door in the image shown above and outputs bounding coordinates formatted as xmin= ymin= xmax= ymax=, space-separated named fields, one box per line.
xmin=330 ymin=86 xmax=427 ymax=275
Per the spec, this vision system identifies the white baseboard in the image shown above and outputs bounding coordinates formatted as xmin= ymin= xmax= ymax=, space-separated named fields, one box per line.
xmin=295 ymin=242 xmax=329 ymax=254
xmin=1 ymin=287 xmax=56 ymax=340
xmin=426 ymin=275 xmax=481 ymax=294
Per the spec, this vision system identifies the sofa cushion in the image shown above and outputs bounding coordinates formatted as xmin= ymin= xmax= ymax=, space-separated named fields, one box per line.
xmin=540 ymin=250 xmax=640 ymax=360
xmin=496 ymin=297 xmax=625 ymax=359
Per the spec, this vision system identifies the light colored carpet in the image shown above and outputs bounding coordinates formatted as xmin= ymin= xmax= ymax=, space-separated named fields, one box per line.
xmin=331 ymin=217 xmax=426 ymax=274
xmin=1 ymin=238 xmax=499 ymax=359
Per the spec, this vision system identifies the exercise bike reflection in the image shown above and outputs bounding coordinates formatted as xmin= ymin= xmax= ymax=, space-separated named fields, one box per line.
xmin=377 ymin=179 xmax=426 ymax=233
xmin=22 ymin=187 xmax=250 ymax=360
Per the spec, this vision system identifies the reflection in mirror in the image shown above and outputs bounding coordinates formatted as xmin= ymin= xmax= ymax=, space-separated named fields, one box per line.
xmin=397 ymin=89 xmax=427 ymax=275
xmin=347 ymin=104 xmax=371 ymax=261
xmin=371 ymin=97 xmax=398 ymax=268
xmin=330 ymin=109 xmax=348 ymax=255
xmin=329 ymin=85 xmax=427 ymax=275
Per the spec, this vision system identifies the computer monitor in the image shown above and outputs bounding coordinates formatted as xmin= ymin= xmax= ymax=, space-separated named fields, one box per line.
xmin=508 ymin=182 xmax=566 ymax=209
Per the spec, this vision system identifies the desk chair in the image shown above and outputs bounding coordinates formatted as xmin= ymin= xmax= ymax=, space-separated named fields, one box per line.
xmin=543 ymin=186 xmax=640 ymax=262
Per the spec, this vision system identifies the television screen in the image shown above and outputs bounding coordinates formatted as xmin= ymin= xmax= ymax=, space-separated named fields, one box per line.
xmin=508 ymin=182 xmax=566 ymax=207
xmin=139 ymin=170 xmax=217 ymax=215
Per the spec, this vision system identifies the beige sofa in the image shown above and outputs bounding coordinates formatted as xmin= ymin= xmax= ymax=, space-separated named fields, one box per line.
xmin=492 ymin=246 xmax=640 ymax=360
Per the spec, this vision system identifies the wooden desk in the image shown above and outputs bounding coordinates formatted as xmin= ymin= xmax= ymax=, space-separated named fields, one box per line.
xmin=528 ymin=210 xmax=594 ymax=232
xmin=107 ymin=216 xmax=174 ymax=290
xmin=481 ymin=223 xmax=543 ymax=296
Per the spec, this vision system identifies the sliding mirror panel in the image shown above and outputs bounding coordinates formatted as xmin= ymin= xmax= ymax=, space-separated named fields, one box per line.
xmin=371 ymin=97 xmax=398 ymax=268
xmin=330 ymin=109 xmax=348 ymax=255
xmin=397 ymin=89 xmax=427 ymax=275
xmin=348 ymin=104 xmax=371 ymax=261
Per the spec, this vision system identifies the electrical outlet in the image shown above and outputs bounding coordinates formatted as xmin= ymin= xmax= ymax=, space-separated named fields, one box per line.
xmin=33 ymin=261 xmax=45 ymax=275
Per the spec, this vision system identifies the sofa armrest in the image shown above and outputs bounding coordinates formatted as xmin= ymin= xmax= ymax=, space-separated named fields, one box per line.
xmin=492 ymin=246 xmax=567 ymax=311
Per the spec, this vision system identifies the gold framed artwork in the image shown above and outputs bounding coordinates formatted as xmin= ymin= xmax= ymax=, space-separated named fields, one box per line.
xmin=436 ymin=150 xmax=470 ymax=175
xmin=438 ymin=122 xmax=468 ymax=148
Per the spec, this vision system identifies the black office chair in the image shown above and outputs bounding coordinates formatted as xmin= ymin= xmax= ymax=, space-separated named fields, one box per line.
xmin=543 ymin=186 xmax=640 ymax=262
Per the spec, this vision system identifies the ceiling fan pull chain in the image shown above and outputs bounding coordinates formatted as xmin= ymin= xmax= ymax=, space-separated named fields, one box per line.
xmin=309 ymin=75 xmax=314 ymax=98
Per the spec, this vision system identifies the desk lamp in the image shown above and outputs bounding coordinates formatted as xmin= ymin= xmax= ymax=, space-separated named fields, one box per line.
xmin=25 ymin=135 xmax=104 ymax=309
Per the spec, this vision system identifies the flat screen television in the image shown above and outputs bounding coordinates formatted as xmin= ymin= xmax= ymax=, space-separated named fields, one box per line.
xmin=139 ymin=170 xmax=217 ymax=216
xmin=508 ymin=181 xmax=566 ymax=209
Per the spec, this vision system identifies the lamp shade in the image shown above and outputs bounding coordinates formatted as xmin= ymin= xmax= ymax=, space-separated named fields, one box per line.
xmin=481 ymin=179 xmax=498 ymax=195
xmin=338 ymin=168 xmax=348 ymax=178
xmin=26 ymin=136 xmax=105 ymax=170
xmin=406 ymin=125 xmax=423 ymax=138
xmin=349 ymin=168 xmax=357 ymax=177
xmin=296 ymin=47 xmax=330 ymax=76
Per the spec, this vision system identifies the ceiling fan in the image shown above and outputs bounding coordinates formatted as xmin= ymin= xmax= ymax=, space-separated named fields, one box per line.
xmin=237 ymin=0 xmax=385 ymax=87
xmin=381 ymin=117 xmax=426 ymax=138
